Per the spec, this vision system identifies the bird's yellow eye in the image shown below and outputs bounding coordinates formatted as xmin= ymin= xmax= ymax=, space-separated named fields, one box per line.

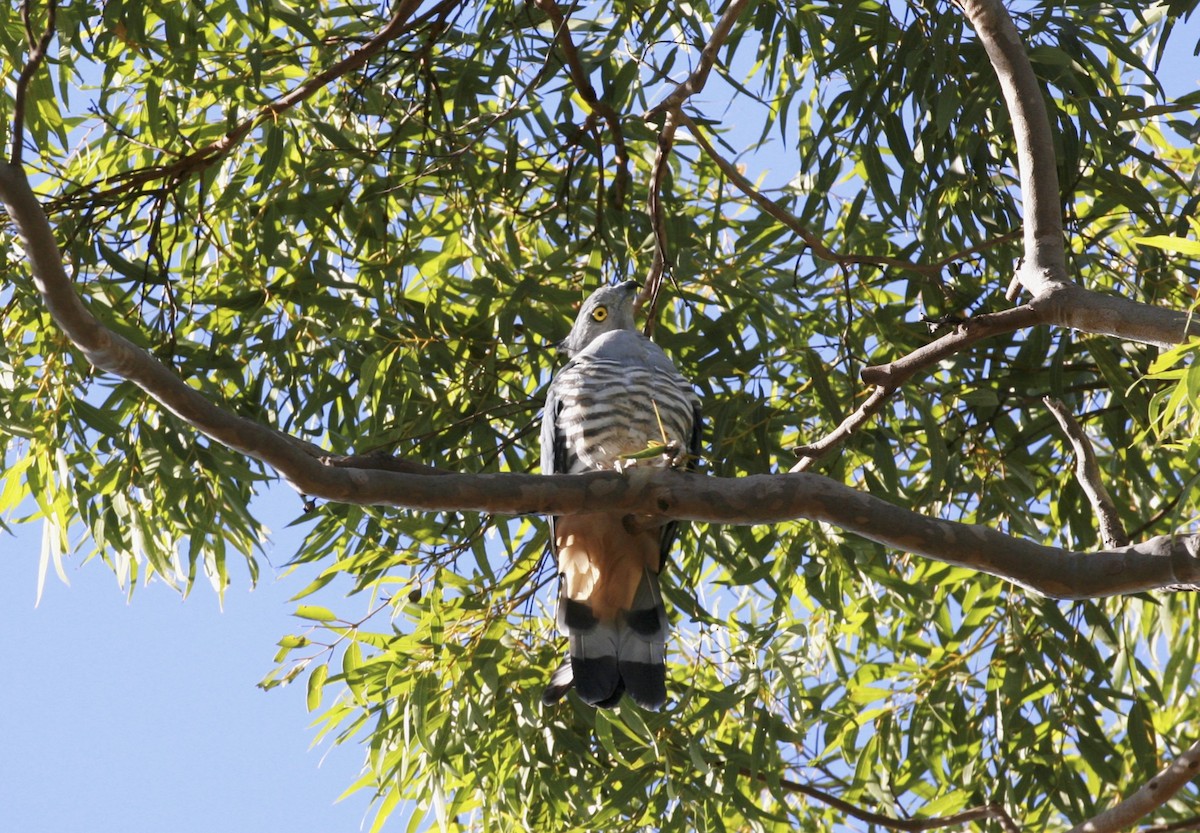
xmin=591 ymin=305 xmax=608 ymax=322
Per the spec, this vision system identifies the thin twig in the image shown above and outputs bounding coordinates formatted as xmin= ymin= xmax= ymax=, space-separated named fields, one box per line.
xmin=11 ymin=0 xmax=58 ymax=167
xmin=791 ymin=304 xmax=1044 ymax=471
xmin=742 ymin=768 xmax=1021 ymax=833
xmin=679 ymin=110 xmax=1021 ymax=277
xmin=1127 ymin=472 xmax=1200 ymax=541
xmin=638 ymin=0 xmax=753 ymax=329
xmin=646 ymin=0 xmax=753 ymax=119
xmin=50 ymin=0 xmax=449 ymax=208
xmin=1142 ymin=815 xmax=1200 ymax=833
xmin=1043 ymin=396 xmax=1130 ymax=548
xmin=534 ymin=0 xmax=629 ymax=210
xmin=792 ymin=385 xmax=895 ymax=471
xmin=642 ymin=107 xmax=679 ymax=335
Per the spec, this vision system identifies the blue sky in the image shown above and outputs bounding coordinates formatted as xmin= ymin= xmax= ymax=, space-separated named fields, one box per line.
xmin=0 ymin=484 xmax=391 ymax=833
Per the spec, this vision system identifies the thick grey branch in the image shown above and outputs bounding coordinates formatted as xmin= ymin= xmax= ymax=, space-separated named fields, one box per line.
xmin=1067 ymin=737 xmax=1200 ymax=833
xmin=953 ymin=2 xmax=1200 ymax=348
xmin=955 ymin=0 xmax=1067 ymax=291
xmin=952 ymin=1 xmax=1200 ymax=343
xmin=0 ymin=162 xmax=328 ymax=469
xmin=799 ymin=286 xmax=1197 ymax=471
xmin=778 ymin=0 xmax=1195 ymax=469
xmin=1031 ymin=283 xmax=1199 ymax=349
xmin=233 ymin=468 xmax=1200 ymax=599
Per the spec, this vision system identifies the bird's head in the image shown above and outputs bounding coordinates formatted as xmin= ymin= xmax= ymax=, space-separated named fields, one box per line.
xmin=559 ymin=280 xmax=639 ymax=357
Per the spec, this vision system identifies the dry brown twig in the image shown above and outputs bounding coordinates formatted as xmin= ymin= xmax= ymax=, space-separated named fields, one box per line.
xmin=791 ymin=385 xmax=896 ymax=472
xmin=677 ymin=110 xmax=1023 ymax=278
xmin=10 ymin=0 xmax=58 ymax=166
xmin=534 ymin=0 xmax=630 ymax=211
xmin=741 ymin=766 xmax=1022 ymax=833
xmin=47 ymin=0 xmax=447 ymax=210
xmin=637 ymin=0 xmax=753 ymax=331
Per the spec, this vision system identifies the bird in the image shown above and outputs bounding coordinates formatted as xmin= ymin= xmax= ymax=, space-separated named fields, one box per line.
xmin=540 ymin=280 xmax=701 ymax=709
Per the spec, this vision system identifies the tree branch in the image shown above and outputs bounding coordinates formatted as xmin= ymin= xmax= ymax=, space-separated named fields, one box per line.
xmin=1044 ymin=396 xmax=1130 ymax=548
xmin=794 ymin=0 xmax=1198 ymax=468
xmin=1029 ymin=283 xmax=1199 ymax=349
xmin=0 ymin=162 xmax=329 ymax=470
xmin=794 ymin=290 xmax=1197 ymax=472
xmin=791 ymin=304 xmax=1044 ymax=471
xmin=951 ymin=2 xmax=1200 ymax=346
xmin=5 ymin=0 xmax=1200 ymax=616
xmin=1142 ymin=815 xmax=1200 ymax=833
xmin=10 ymin=0 xmax=57 ymax=167
xmin=794 ymin=276 xmax=1198 ymax=470
xmin=642 ymin=106 xmax=679 ymax=335
xmin=638 ymin=0 xmax=752 ymax=327
xmin=50 ymin=0 xmax=438 ymax=209
xmin=6 ymin=148 xmax=1200 ymax=605
xmin=953 ymin=0 xmax=1067 ymax=293
xmin=646 ymin=0 xmax=752 ymax=118
xmin=534 ymin=0 xmax=629 ymax=210
xmin=1067 ymin=738 xmax=1200 ymax=833
xmin=791 ymin=385 xmax=895 ymax=472
xmin=752 ymin=768 xmax=1021 ymax=833
xmin=678 ymin=111 xmax=1021 ymax=277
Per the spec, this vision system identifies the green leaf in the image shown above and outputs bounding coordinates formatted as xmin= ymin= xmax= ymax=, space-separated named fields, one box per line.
xmin=294 ymin=605 xmax=337 ymax=622
xmin=1133 ymin=235 xmax=1200 ymax=256
xmin=959 ymin=389 xmax=1000 ymax=408
xmin=306 ymin=663 xmax=328 ymax=713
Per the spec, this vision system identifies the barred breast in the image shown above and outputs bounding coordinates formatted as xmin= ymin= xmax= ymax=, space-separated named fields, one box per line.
xmin=554 ymin=357 xmax=697 ymax=473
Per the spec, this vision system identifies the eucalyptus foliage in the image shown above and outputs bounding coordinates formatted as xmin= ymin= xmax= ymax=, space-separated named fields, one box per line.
xmin=3 ymin=0 xmax=1200 ymax=830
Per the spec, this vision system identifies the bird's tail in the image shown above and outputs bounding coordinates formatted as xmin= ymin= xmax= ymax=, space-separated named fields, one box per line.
xmin=543 ymin=566 xmax=668 ymax=709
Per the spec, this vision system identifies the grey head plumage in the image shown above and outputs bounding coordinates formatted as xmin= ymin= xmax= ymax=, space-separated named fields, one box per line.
xmin=558 ymin=280 xmax=640 ymax=357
